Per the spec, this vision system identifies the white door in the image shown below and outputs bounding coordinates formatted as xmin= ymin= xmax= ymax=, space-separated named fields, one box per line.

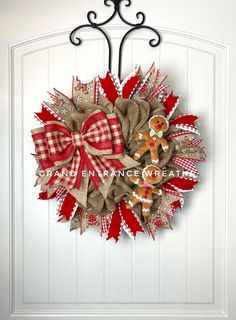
xmin=1 ymin=0 xmax=235 ymax=319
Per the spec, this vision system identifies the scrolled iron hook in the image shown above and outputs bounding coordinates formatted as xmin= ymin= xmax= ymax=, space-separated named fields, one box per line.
xmin=69 ymin=0 xmax=161 ymax=78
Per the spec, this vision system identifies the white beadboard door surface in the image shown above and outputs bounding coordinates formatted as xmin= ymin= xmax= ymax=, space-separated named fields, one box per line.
xmin=1 ymin=0 xmax=236 ymax=319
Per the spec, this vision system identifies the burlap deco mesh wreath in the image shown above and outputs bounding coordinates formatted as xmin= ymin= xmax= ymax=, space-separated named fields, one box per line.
xmin=31 ymin=65 xmax=205 ymax=241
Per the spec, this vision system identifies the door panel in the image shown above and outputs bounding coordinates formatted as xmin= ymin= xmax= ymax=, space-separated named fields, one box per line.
xmin=8 ymin=27 xmax=227 ymax=319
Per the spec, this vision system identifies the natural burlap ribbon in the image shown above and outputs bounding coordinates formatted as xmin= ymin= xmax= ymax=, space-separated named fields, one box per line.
xmin=78 ymin=97 xmax=184 ymax=216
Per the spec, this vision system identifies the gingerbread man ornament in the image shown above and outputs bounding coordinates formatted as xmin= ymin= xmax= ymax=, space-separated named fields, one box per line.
xmin=133 ymin=115 xmax=169 ymax=165
xmin=126 ymin=165 xmax=163 ymax=220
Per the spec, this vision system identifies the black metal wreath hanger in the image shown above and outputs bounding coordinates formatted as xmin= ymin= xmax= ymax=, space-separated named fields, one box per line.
xmin=69 ymin=0 xmax=161 ymax=79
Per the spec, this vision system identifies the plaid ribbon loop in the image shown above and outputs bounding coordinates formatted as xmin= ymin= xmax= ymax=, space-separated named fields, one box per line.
xmin=32 ymin=110 xmax=125 ymax=190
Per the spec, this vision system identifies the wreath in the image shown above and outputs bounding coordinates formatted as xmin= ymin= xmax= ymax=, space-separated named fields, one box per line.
xmin=31 ymin=65 xmax=205 ymax=242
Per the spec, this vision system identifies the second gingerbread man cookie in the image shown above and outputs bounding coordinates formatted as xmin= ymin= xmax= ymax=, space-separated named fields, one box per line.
xmin=133 ymin=115 xmax=169 ymax=165
xmin=126 ymin=165 xmax=163 ymax=220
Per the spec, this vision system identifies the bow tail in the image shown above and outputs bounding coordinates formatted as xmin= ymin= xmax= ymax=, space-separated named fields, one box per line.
xmin=79 ymin=147 xmax=104 ymax=189
xmin=87 ymin=156 xmax=125 ymax=189
xmin=46 ymin=150 xmax=82 ymax=190
xmin=105 ymin=158 xmax=125 ymax=171
xmin=74 ymin=153 xmax=86 ymax=190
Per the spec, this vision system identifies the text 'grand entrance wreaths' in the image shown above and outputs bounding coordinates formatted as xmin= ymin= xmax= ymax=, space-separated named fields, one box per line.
xmin=31 ymin=0 xmax=205 ymax=242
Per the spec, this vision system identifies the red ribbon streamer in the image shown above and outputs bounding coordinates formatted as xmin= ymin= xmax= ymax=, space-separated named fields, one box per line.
xmin=107 ymin=200 xmax=144 ymax=242
xmin=59 ymin=192 xmax=77 ymax=221
xmin=163 ymin=91 xmax=180 ymax=118
xmin=106 ymin=209 xmax=122 ymax=242
xmin=35 ymin=104 xmax=61 ymax=123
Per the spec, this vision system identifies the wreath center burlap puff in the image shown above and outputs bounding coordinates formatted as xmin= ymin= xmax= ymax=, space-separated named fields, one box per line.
xmin=65 ymin=97 xmax=182 ymax=217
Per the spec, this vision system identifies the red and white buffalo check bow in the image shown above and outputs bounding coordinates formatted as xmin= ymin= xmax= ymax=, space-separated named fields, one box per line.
xmin=32 ymin=110 xmax=125 ymax=190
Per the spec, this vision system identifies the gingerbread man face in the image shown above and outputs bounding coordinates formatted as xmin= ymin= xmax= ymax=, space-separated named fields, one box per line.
xmin=149 ymin=115 xmax=169 ymax=134
xmin=142 ymin=165 xmax=162 ymax=185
